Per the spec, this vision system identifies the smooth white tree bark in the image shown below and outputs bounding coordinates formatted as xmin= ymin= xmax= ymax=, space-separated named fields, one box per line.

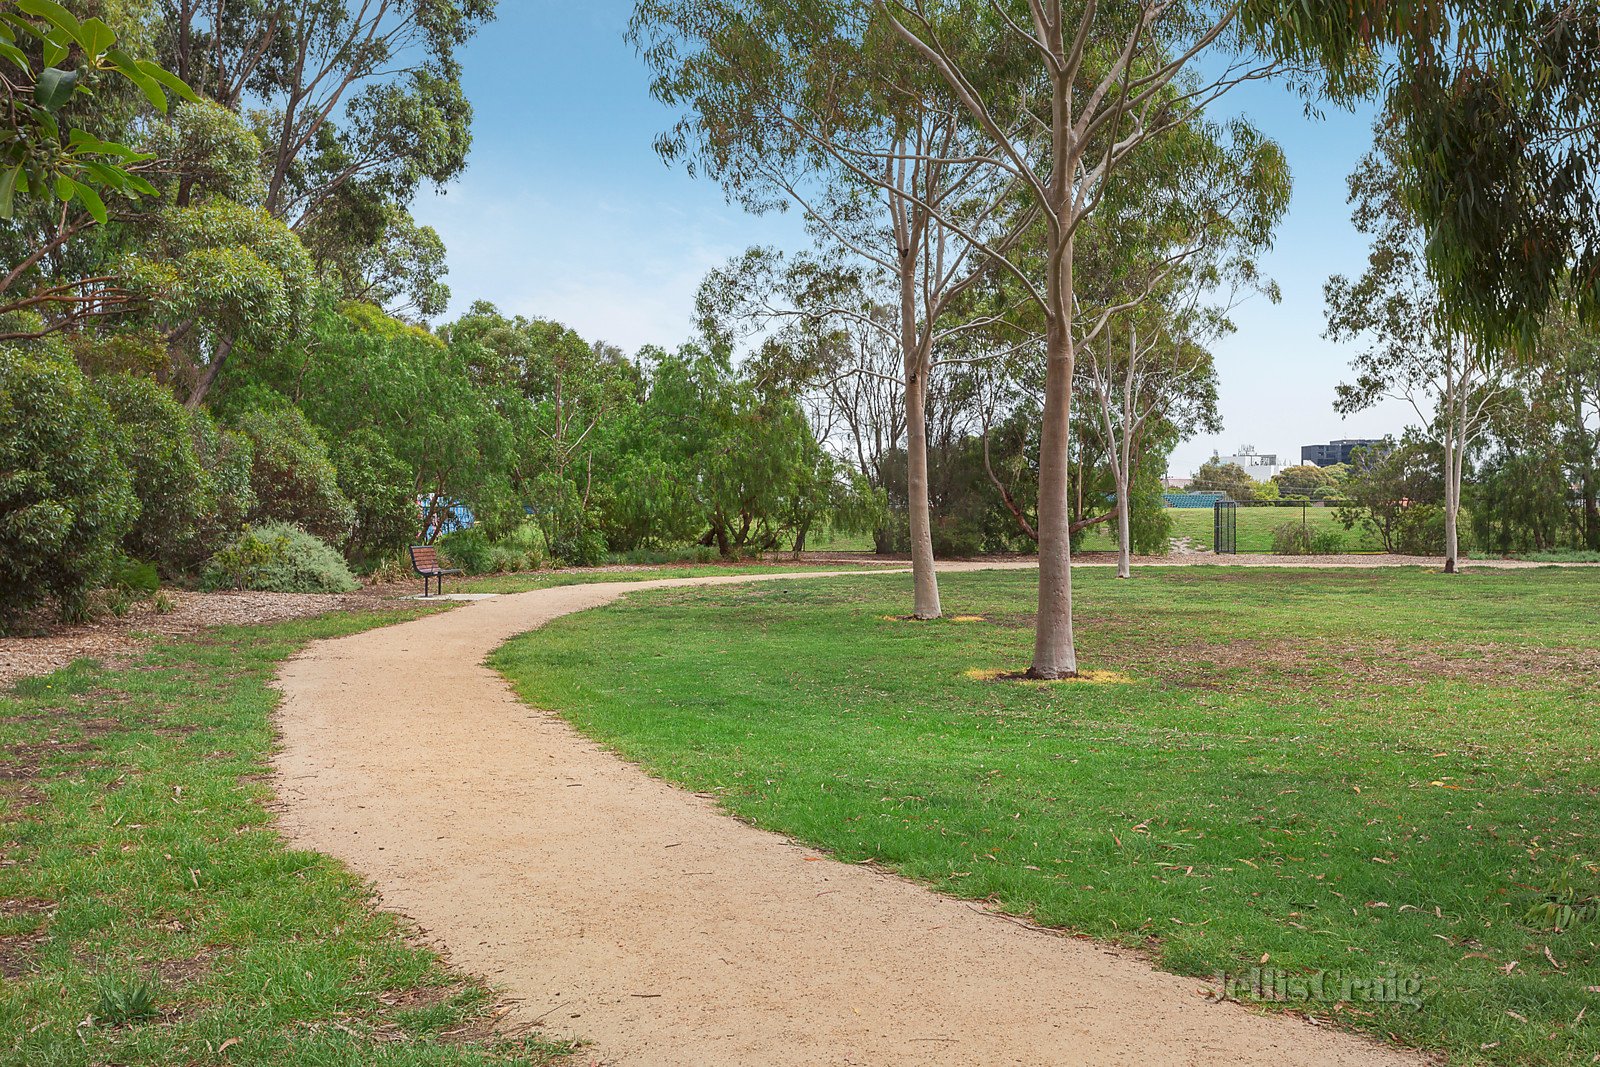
xmin=885 ymin=1 xmax=1274 ymax=677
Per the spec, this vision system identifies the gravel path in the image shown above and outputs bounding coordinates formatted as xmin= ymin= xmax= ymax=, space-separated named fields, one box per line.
xmin=272 ymin=564 xmax=1427 ymax=1067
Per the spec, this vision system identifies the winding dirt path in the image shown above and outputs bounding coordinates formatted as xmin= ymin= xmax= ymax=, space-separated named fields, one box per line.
xmin=273 ymin=566 xmax=1427 ymax=1066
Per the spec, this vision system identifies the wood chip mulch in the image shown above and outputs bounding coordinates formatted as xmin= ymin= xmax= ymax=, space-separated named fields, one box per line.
xmin=0 ymin=585 xmax=418 ymax=689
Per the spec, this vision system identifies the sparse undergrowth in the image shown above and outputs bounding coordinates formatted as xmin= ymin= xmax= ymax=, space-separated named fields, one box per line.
xmin=494 ymin=567 xmax=1600 ymax=1065
xmin=0 ymin=607 xmax=575 ymax=1066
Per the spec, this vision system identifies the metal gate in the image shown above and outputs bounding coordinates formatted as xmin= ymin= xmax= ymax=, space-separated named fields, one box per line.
xmin=1213 ymin=500 xmax=1238 ymax=554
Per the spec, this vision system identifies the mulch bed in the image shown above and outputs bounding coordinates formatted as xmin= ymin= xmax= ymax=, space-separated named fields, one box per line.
xmin=0 ymin=585 xmax=417 ymax=690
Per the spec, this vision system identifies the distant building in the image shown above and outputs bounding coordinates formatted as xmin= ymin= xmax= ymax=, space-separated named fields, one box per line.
xmin=1302 ymin=439 xmax=1382 ymax=467
xmin=1162 ymin=475 xmax=1193 ymax=490
xmin=1215 ymin=445 xmax=1285 ymax=482
xmin=1164 ymin=491 xmax=1226 ymax=509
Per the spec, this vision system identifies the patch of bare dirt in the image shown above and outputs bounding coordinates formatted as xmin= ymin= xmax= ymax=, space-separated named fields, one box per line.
xmin=151 ymin=948 xmax=218 ymax=988
xmin=1112 ymin=636 xmax=1600 ymax=691
xmin=0 ymin=898 xmax=56 ymax=979
xmin=0 ymin=585 xmax=419 ymax=689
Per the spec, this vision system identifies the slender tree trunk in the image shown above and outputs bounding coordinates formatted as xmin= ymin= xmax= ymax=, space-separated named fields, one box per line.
xmin=1578 ymin=389 xmax=1600 ymax=550
xmin=1114 ymin=329 xmax=1137 ymax=580
xmin=1443 ymin=424 xmax=1461 ymax=574
xmin=896 ymin=228 xmax=940 ymax=618
xmin=184 ymin=335 xmax=235 ymax=409
xmin=1115 ymin=465 xmax=1132 ymax=579
xmin=1029 ymin=313 xmax=1077 ymax=678
xmin=904 ymin=366 xmax=942 ymax=618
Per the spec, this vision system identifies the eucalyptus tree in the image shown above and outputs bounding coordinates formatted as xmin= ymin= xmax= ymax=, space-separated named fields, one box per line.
xmin=1075 ymin=115 xmax=1287 ymax=577
xmin=1326 ymin=131 xmax=1503 ymax=574
xmin=1252 ymin=2 xmax=1600 ymax=350
xmin=156 ymin=0 xmax=491 ymax=228
xmin=632 ymin=0 xmax=1028 ymax=619
xmin=1532 ymin=307 xmax=1600 ymax=549
xmin=129 ymin=100 xmax=316 ymax=405
xmin=443 ymin=304 xmax=635 ymax=558
xmin=152 ymin=0 xmax=492 ymax=396
xmin=703 ymin=250 xmax=906 ymax=544
xmin=879 ymin=1 xmax=1286 ymax=677
xmin=1082 ymin=320 xmax=1215 ymax=577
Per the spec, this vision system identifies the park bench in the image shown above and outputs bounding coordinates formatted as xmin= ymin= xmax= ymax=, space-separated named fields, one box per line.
xmin=409 ymin=545 xmax=462 ymax=597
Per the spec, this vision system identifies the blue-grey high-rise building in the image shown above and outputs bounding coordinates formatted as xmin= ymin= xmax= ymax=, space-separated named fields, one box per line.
xmin=1301 ymin=439 xmax=1383 ymax=466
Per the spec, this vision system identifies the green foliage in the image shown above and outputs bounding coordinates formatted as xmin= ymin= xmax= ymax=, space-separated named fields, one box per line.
xmin=1524 ymin=862 xmax=1600 ymax=933
xmin=330 ymin=430 xmax=420 ymax=565
xmin=187 ymin=409 xmax=256 ymax=556
xmin=1270 ymin=520 xmax=1312 ymax=555
xmin=435 ymin=523 xmax=547 ymax=576
xmin=1310 ymin=528 xmax=1346 ymax=554
xmin=1335 ymin=438 xmax=1440 ymax=553
xmin=234 ymin=301 xmax=515 ymax=554
xmin=93 ymin=976 xmax=157 ymax=1025
xmin=1272 ymin=463 xmax=1335 ymax=499
xmin=201 ymin=521 xmax=357 ymax=593
xmin=551 ymin=526 xmax=609 ymax=568
xmin=1189 ymin=457 xmax=1258 ymax=501
xmin=227 ymin=395 xmax=355 ymax=544
xmin=1250 ymin=1 xmax=1600 ymax=349
xmin=1270 ymin=520 xmax=1346 ymax=556
xmin=93 ymin=373 xmax=210 ymax=573
xmin=639 ymin=345 xmax=833 ymax=557
xmin=0 ymin=347 xmax=136 ymax=628
xmin=1126 ymin=463 xmax=1173 ymax=555
xmin=0 ymin=1 xmax=192 ymax=224
xmin=1393 ymin=504 xmax=1450 ymax=557
xmin=108 ymin=556 xmax=159 ymax=594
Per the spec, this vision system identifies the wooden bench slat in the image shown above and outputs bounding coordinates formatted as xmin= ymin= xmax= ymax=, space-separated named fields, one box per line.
xmin=409 ymin=545 xmax=460 ymax=595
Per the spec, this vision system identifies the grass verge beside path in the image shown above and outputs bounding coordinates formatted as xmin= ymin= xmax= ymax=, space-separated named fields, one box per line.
xmin=1 ymin=606 xmax=576 ymax=1067
xmin=493 ymin=566 xmax=1600 ymax=1065
xmin=455 ymin=561 xmax=884 ymax=594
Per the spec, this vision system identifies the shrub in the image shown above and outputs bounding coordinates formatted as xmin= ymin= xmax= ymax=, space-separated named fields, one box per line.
xmin=96 ymin=375 xmax=258 ymax=574
xmin=201 ymin=522 xmax=358 ymax=593
xmin=109 ymin=557 xmax=160 ymax=595
xmin=1310 ymin=529 xmax=1346 ymax=554
xmin=332 ymin=431 xmax=418 ymax=565
xmin=436 ymin=522 xmax=547 ymax=575
xmin=550 ymin=527 xmax=608 ymax=567
xmin=433 ymin=527 xmax=493 ymax=574
xmin=229 ymin=397 xmax=355 ymax=544
xmin=0 ymin=349 xmax=138 ymax=628
xmin=95 ymin=374 xmax=210 ymax=574
xmin=931 ymin=514 xmax=986 ymax=558
xmin=1394 ymin=504 xmax=1449 ymax=556
xmin=189 ymin=412 xmax=256 ymax=558
xmin=1270 ymin=520 xmax=1313 ymax=555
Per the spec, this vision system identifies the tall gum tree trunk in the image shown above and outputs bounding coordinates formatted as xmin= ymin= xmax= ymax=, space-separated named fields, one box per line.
xmin=904 ymin=367 xmax=942 ymax=619
xmin=1029 ymin=315 xmax=1077 ymax=678
xmin=1443 ymin=436 xmax=1461 ymax=574
xmin=1115 ymin=468 xmax=1132 ymax=579
xmin=900 ymin=256 xmax=941 ymax=620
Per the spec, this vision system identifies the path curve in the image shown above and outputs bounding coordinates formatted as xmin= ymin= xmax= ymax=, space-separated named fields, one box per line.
xmin=273 ymin=566 xmax=1426 ymax=1067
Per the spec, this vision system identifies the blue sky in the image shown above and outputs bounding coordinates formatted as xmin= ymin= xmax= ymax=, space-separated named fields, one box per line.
xmin=410 ymin=1 xmax=1413 ymax=477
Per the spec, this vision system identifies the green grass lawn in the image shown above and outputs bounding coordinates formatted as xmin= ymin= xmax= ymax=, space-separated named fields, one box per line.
xmin=1077 ymin=505 xmax=1387 ymax=553
xmin=454 ymin=560 xmax=884 ymax=594
xmin=493 ymin=566 xmax=1600 ymax=1064
xmin=1 ymin=608 xmax=575 ymax=1067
